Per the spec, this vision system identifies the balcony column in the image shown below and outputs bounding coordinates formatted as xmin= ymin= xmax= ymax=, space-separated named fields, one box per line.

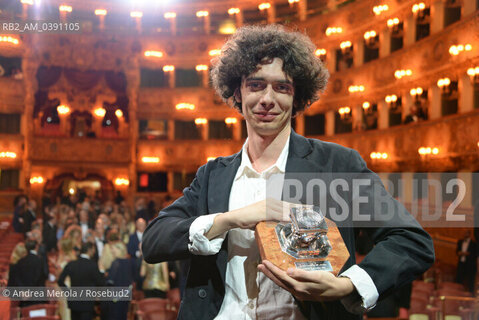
xmin=295 ymin=114 xmax=305 ymax=136
xmin=325 ymin=110 xmax=335 ymax=136
xmin=429 ymin=85 xmax=442 ymax=120
xmin=463 ymin=0 xmax=478 ymax=16
xmin=458 ymin=73 xmax=474 ymax=113
xmin=377 ymin=100 xmax=389 ymax=129
xmin=457 ymin=172 xmax=473 ymax=208
xmin=93 ymin=115 xmax=103 ymax=137
xmin=325 ymin=49 xmax=336 ymax=74
xmin=167 ymin=171 xmax=174 ymax=193
xmin=404 ymin=14 xmax=416 ymax=47
xmin=267 ymin=5 xmax=276 ymax=24
xmin=22 ymin=49 xmax=39 ymax=193
xmin=353 ymin=39 xmax=364 ymax=67
xmin=204 ymin=14 xmax=211 ymax=35
xmin=352 ymin=104 xmax=363 ymax=132
xmin=400 ymin=172 xmax=414 ymax=204
xmin=235 ymin=11 xmax=244 ymax=27
xmin=430 ymin=1 xmax=445 ymax=34
xmin=117 ymin=115 xmax=126 ymax=138
xmin=125 ymin=55 xmax=140 ymax=205
xmin=200 ymin=123 xmax=208 ymax=140
xmin=168 ymin=70 xmax=175 ymax=88
xmin=59 ymin=113 xmax=69 ymax=136
xmin=402 ymin=93 xmax=413 ymax=122
xmin=379 ymin=28 xmax=391 ymax=58
xmin=201 ymin=70 xmax=209 ymax=88
xmin=167 ymin=120 xmax=175 ymax=140
xmin=298 ymin=0 xmax=307 ymax=21
xmin=232 ymin=121 xmax=241 ymax=141
xmin=170 ymin=17 xmax=177 ymax=36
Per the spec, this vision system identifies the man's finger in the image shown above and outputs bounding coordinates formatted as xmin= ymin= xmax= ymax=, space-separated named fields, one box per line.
xmin=286 ymin=268 xmax=323 ymax=283
xmin=258 ymin=263 xmax=291 ymax=292
xmin=262 ymin=260 xmax=299 ymax=288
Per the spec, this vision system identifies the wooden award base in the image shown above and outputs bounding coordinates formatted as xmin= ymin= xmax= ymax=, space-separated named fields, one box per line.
xmin=255 ymin=218 xmax=350 ymax=275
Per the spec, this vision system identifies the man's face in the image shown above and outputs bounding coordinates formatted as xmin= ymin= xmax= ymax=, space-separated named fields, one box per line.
xmin=238 ymin=58 xmax=294 ymax=137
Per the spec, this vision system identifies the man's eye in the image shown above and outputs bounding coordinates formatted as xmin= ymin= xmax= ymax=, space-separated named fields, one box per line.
xmin=275 ymin=84 xmax=293 ymax=93
xmin=247 ymin=82 xmax=265 ymax=90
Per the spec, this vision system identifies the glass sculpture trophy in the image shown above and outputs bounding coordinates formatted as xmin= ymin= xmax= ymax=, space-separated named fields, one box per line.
xmin=255 ymin=205 xmax=349 ymax=274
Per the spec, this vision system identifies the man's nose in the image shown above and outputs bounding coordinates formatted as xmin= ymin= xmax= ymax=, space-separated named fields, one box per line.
xmin=260 ymin=85 xmax=275 ymax=110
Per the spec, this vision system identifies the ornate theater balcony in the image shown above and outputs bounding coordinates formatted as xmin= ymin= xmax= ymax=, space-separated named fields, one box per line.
xmin=319 ymin=109 xmax=479 ymax=172
xmin=29 ymin=136 xmax=130 ymax=164
xmin=137 ymin=139 xmax=243 ymax=171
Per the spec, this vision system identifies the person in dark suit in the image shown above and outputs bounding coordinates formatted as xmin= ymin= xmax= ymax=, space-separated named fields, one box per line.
xmin=127 ymin=218 xmax=146 ymax=290
xmin=12 ymin=240 xmax=48 ymax=307
xmin=43 ymin=212 xmax=58 ymax=252
xmin=58 ymin=241 xmax=105 ymax=320
xmin=456 ymin=231 xmax=477 ymax=292
xmin=12 ymin=195 xmax=26 ymax=233
xmin=23 ymin=199 xmax=37 ymax=235
xmin=105 ymin=242 xmax=134 ymax=320
xmin=142 ymin=25 xmax=434 ymax=320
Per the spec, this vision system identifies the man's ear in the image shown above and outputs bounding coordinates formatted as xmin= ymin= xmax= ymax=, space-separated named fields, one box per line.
xmin=234 ymin=88 xmax=242 ymax=103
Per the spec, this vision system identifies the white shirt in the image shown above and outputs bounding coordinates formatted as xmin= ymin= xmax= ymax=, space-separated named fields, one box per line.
xmin=189 ymin=137 xmax=378 ymax=318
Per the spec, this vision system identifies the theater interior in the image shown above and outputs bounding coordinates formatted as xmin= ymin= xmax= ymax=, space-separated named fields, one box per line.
xmin=0 ymin=0 xmax=478 ymax=319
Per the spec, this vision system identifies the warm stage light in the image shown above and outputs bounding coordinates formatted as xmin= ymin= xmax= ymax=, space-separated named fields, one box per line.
xmin=57 ymin=105 xmax=70 ymax=115
xmin=225 ymin=117 xmax=238 ymax=125
xmin=228 ymin=8 xmax=240 ymax=15
xmin=59 ymin=5 xmax=72 ymax=12
xmin=0 ymin=152 xmax=16 ymax=159
xmin=142 ymin=157 xmax=160 ymax=163
xmin=130 ymin=11 xmax=143 ymax=18
xmin=94 ymin=107 xmax=106 ymax=117
xmin=195 ymin=118 xmax=208 ymax=125
xmin=95 ymin=9 xmax=107 ymax=16
xmin=196 ymin=11 xmax=209 ymax=17
xmin=209 ymin=49 xmax=221 ymax=56
xmin=175 ymin=103 xmax=195 ymax=110
xmin=30 ymin=176 xmax=44 ymax=184
xmin=164 ymin=12 xmax=176 ymax=19
xmin=0 ymin=36 xmax=19 ymax=45
xmin=115 ymin=109 xmax=123 ymax=118
xmin=315 ymin=49 xmax=326 ymax=56
xmin=163 ymin=65 xmax=175 ymax=72
xmin=195 ymin=65 xmax=208 ymax=71
xmin=326 ymin=27 xmax=342 ymax=36
xmin=258 ymin=3 xmax=271 ymax=10
xmin=144 ymin=51 xmax=163 ymax=58
xmin=21 ymin=0 xmax=34 ymax=5
xmin=340 ymin=41 xmax=352 ymax=49
xmin=115 ymin=178 xmax=129 ymax=186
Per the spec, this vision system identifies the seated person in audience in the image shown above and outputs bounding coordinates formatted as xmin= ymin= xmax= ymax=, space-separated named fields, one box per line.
xmin=404 ymin=104 xmax=427 ymax=124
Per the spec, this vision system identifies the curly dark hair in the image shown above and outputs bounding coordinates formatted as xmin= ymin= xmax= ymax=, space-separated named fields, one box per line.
xmin=210 ymin=24 xmax=329 ymax=116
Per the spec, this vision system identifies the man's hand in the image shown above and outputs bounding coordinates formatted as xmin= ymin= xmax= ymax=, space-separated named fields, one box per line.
xmin=205 ymin=198 xmax=290 ymax=239
xmin=258 ymin=260 xmax=354 ymax=301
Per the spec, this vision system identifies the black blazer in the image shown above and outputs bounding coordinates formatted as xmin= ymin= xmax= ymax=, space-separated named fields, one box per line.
xmin=142 ymin=131 xmax=435 ymax=320
xmin=58 ymin=257 xmax=105 ymax=312
xmin=127 ymin=233 xmax=141 ymax=258
xmin=43 ymin=222 xmax=57 ymax=252
xmin=12 ymin=253 xmax=47 ymax=287
xmin=456 ymin=239 xmax=477 ymax=270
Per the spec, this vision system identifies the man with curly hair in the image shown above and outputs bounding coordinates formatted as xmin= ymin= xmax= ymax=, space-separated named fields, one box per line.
xmin=142 ymin=25 xmax=434 ymax=319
